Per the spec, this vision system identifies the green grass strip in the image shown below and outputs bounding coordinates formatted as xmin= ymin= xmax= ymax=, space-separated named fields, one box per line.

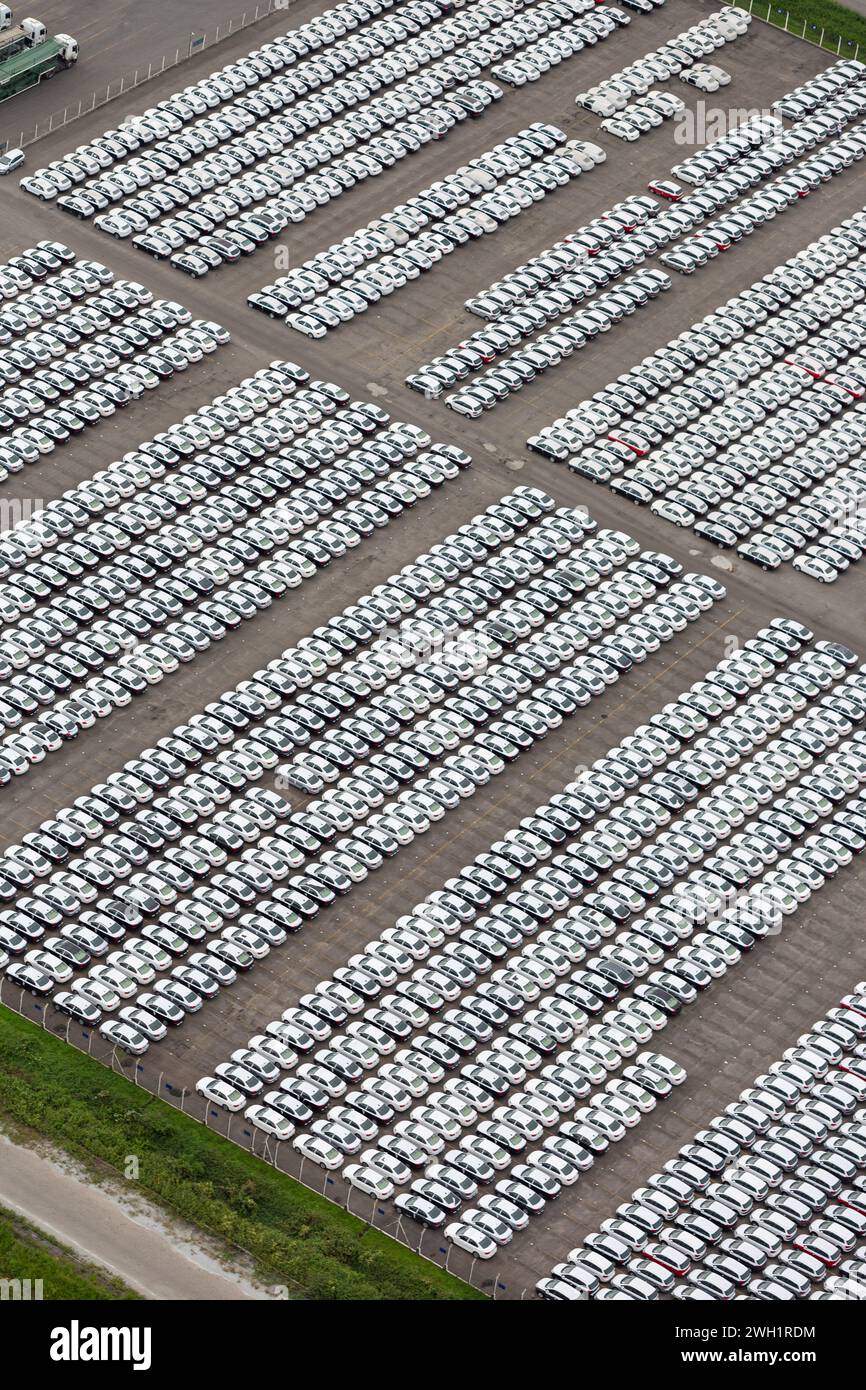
xmin=737 ymin=0 xmax=866 ymax=55
xmin=0 ymin=1202 xmax=141 ymax=1300
xmin=0 ymin=1006 xmax=484 ymax=1300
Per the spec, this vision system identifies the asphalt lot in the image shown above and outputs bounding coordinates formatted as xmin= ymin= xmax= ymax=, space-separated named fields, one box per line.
xmin=1 ymin=0 xmax=866 ymax=1297
xmin=0 ymin=0 xmax=304 ymax=145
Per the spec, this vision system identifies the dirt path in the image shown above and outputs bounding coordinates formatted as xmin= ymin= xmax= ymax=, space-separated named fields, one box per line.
xmin=0 ymin=1133 xmax=281 ymax=1300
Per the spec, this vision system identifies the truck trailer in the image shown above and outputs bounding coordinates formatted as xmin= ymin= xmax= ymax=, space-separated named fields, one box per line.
xmin=0 ymin=30 xmax=77 ymax=100
xmin=0 ymin=17 xmax=47 ymax=61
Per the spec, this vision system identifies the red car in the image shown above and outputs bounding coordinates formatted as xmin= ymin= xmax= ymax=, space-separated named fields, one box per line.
xmin=647 ymin=179 xmax=683 ymax=201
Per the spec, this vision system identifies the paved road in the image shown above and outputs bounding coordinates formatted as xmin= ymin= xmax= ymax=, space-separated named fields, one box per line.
xmin=0 ymin=1133 xmax=276 ymax=1299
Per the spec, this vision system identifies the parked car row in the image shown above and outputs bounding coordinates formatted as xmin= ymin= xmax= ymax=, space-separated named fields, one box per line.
xmin=630 ymin=292 xmax=866 ymax=527
xmin=272 ymin=511 xmax=694 ymax=793
xmin=201 ymin=623 xmax=866 ymax=1255
xmin=471 ymin=190 xmax=698 ymax=347
xmin=0 ymin=365 xmax=471 ymax=780
xmin=257 ymin=126 xmax=589 ymax=336
xmin=31 ymin=0 xmax=606 ymax=283
xmin=660 ymin=118 xmax=866 ymax=276
xmin=773 ymin=57 xmax=866 ymax=121
xmin=736 ymin=385 xmax=866 ymax=582
xmin=653 ymin=55 xmax=866 ymax=207
xmin=530 ymin=215 xmax=866 ymax=465
xmin=320 ymin=642 xmax=866 ymax=1244
xmin=464 ymin=150 xmax=641 ymax=310
xmin=0 ymin=504 xmax=719 ymax=1058
xmin=408 ymin=190 xmax=663 ymax=397
xmin=279 ymin=125 xmax=582 ymax=337
xmin=601 ymin=88 xmax=685 ymax=143
xmin=670 ymin=111 xmax=784 ymax=188
xmin=629 ymin=61 xmax=866 ymax=273
xmin=542 ymin=987 xmax=866 ymax=1300
xmin=530 ymin=211 xmax=866 ymax=585
xmin=64 ymin=60 xmax=501 ymax=273
xmin=678 ymin=62 xmax=730 ymax=93
xmin=752 ymin=461 xmax=866 ymax=584
xmin=0 ymin=243 xmax=226 ymax=470
xmin=266 ymin=42 xmax=866 ymax=349
xmin=21 ymin=0 xmax=460 ymax=207
xmin=490 ymin=1 xmax=648 ymax=89
xmin=444 ymin=267 xmax=671 ymax=415
xmin=417 ymin=70 xmax=866 ymax=411
xmin=575 ymin=7 xmax=748 ymax=116
xmin=0 ymin=489 xmax=588 ymax=980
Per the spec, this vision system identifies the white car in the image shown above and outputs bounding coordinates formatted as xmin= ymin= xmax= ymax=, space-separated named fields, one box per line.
xmin=98 ymin=1019 xmax=150 ymax=1055
xmin=292 ymin=1133 xmax=342 ymax=1169
xmin=462 ymin=1207 xmax=513 ymax=1245
xmin=638 ymin=1051 xmax=687 ymax=1085
xmin=24 ymin=948 xmax=72 ymax=984
xmin=608 ymin=1078 xmax=655 ymax=1115
xmin=71 ymin=978 xmax=121 ymax=1012
xmin=445 ymin=1220 xmax=498 ymax=1259
xmin=601 ymin=118 xmax=641 ymax=142
xmin=245 ymin=1104 xmax=295 ymax=1141
xmin=89 ymin=964 xmax=138 ymax=998
xmin=5 ymin=961 xmax=53 ymax=995
xmin=287 ymin=313 xmax=328 ymax=339
xmin=196 ymin=1076 xmax=245 ymax=1111
xmin=0 ymin=149 xmax=25 ymax=175
xmin=343 ymin=1164 xmax=395 ymax=1199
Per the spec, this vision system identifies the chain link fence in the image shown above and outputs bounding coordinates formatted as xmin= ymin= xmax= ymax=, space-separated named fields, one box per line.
xmin=727 ymin=0 xmax=863 ymax=59
xmin=6 ymin=0 xmax=284 ymax=149
xmin=0 ymin=977 xmax=513 ymax=1300
xmin=8 ymin=0 xmax=864 ymax=150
